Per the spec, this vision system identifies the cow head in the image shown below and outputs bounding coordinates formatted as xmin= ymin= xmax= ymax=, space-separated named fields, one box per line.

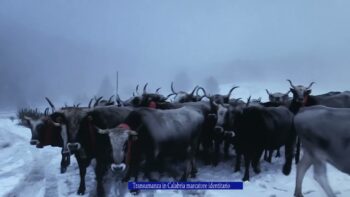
xmin=212 ymin=100 xmax=242 ymax=140
xmin=24 ymin=115 xmax=64 ymax=150
xmin=287 ymin=79 xmax=315 ymax=105
xmin=266 ymin=89 xmax=290 ymax=105
xmin=140 ymin=84 xmax=172 ymax=108
xmin=170 ymin=82 xmax=200 ymax=103
xmin=96 ymin=124 xmax=138 ymax=173
xmin=49 ymin=107 xmax=89 ymax=154
xmin=209 ymin=86 xmax=239 ymax=111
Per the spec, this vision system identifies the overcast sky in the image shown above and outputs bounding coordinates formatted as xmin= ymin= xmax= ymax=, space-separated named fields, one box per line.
xmin=1 ymin=0 xmax=350 ymax=109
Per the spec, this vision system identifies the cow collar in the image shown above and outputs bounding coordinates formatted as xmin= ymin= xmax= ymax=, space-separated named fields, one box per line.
xmin=148 ymin=101 xmax=157 ymax=109
xmin=303 ymin=95 xmax=309 ymax=106
xmin=117 ymin=123 xmax=130 ymax=129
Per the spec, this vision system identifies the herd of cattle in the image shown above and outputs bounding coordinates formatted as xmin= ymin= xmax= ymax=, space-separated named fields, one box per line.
xmin=20 ymin=80 xmax=350 ymax=197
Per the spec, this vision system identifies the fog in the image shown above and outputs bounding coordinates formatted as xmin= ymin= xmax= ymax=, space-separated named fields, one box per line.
xmin=1 ymin=0 xmax=350 ymax=109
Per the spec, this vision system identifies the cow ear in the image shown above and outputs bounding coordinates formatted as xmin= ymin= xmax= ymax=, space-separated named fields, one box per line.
xmin=306 ymin=89 xmax=312 ymax=95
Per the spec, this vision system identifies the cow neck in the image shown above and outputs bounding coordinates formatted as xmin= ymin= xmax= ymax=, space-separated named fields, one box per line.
xmin=88 ymin=121 xmax=97 ymax=153
xmin=148 ymin=101 xmax=157 ymax=109
xmin=43 ymin=124 xmax=53 ymax=146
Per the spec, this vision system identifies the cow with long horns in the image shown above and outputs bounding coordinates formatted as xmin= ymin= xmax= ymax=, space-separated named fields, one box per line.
xmin=170 ymin=82 xmax=201 ymax=103
xmin=73 ymin=105 xmax=133 ymax=196
xmin=96 ymin=106 xmax=205 ymax=188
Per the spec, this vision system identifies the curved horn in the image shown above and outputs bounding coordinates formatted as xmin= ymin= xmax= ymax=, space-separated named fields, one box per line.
xmin=190 ymin=86 xmax=199 ymax=96
xmin=265 ymin=89 xmax=272 ymax=96
xmin=226 ymin=86 xmax=239 ymax=99
xmin=45 ymin=97 xmax=55 ymax=112
xmin=165 ymin=93 xmax=176 ymax=100
xmin=108 ymin=95 xmax=115 ymax=103
xmin=212 ymin=101 xmax=219 ymax=107
xmin=94 ymin=96 xmax=103 ymax=107
xmin=96 ymin=127 xmax=111 ymax=134
xmin=44 ymin=107 xmax=49 ymax=116
xmin=287 ymin=79 xmax=296 ymax=88
xmin=246 ymin=96 xmax=252 ymax=107
xmin=135 ymin=85 xmax=140 ymax=95
xmin=171 ymin=82 xmax=178 ymax=94
xmin=76 ymin=103 xmax=80 ymax=107
xmin=116 ymin=94 xmax=124 ymax=106
xmin=143 ymin=83 xmax=148 ymax=94
xmin=306 ymin=82 xmax=315 ymax=90
xmin=88 ymin=98 xmax=94 ymax=108
xmin=234 ymin=98 xmax=242 ymax=105
xmin=156 ymin=87 xmax=161 ymax=93
xmin=197 ymin=87 xmax=209 ymax=100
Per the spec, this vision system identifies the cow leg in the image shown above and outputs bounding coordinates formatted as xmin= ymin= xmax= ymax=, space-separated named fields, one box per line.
xmin=267 ymin=149 xmax=273 ymax=163
xmin=144 ymin=150 xmax=157 ymax=181
xmin=76 ymin=156 xmax=90 ymax=195
xmin=179 ymin=146 xmax=193 ymax=182
xmin=263 ymin=149 xmax=268 ymax=161
xmin=190 ymin=140 xmax=199 ymax=178
xmin=283 ymin=134 xmax=296 ymax=175
xmin=95 ymin=161 xmax=107 ymax=197
xmin=242 ymin=153 xmax=251 ymax=181
xmin=234 ymin=151 xmax=241 ymax=172
xmin=213 ymin=140 xmax=221 ymax=166
xmin=275 ymin=148 xmax=281 ymax=158
xmin=313 ymin=161 xmax=336 ymax=197
xmin=60 ymin=154 xmax=68 ymax=174
xmin=294 ymin=150 xmax=312 ymax=197
xmin=129 ymin=162 xmax=141 ymax=195
xmin=223 ymin=140 xmax=230 ymax=159
xmin=252 ymin=149 xmax=263 ymax=174
xmin=295 ymin=137 xmax=301 ymax=164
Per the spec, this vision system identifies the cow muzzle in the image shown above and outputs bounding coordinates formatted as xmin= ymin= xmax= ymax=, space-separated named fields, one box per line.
xmin=67 ymin=143 xmax=81 ymax=153
xmin=111 ymin=163 xmax=126 ymax=172
xmin=224 ymin=131 xmax=235 ymax=138
xmin=215 ymin=126 xmax=224 ymax=133
xmin=30 ymin=140 xmax=40 ymax=146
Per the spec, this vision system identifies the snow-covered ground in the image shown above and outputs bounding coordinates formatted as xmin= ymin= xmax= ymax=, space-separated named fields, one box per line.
xmin=1 ymin=111 xmax=350 ymax=197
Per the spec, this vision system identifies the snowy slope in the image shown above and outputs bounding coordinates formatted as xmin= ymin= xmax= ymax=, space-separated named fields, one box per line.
xmin=1 ymin=111 xmax=350 ymax=197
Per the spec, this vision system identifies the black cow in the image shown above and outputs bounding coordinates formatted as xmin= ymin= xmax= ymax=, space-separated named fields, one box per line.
xmin=74 ymin=106 xmax=133 ymax=196
xmin=215 ymin=100 xmax=296 ymax=181
xmin=170 ymin=82 xmax=201 ymax=103
xmin=97 ymin=106 xmax=205 ymax=187
xmin=24 ymin=115 xmax=70 ymax=173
